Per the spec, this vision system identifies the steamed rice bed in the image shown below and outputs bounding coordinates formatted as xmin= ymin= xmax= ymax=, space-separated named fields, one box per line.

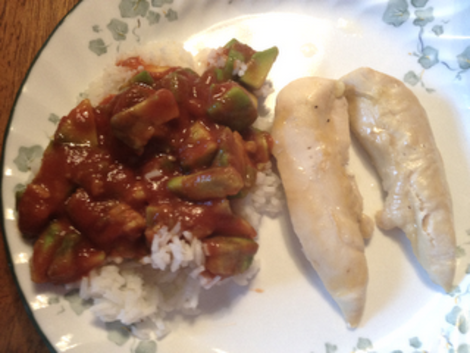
xmin=18 ymin=40 xmax=283 ymax=339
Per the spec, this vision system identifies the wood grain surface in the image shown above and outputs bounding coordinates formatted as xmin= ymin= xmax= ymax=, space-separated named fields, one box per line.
xmin=0 ymin=1 xmax=81 ymax=352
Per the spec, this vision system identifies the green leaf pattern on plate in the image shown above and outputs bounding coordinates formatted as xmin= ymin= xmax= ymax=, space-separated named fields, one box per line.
xmin=383 ymin=0 xmax=469 ymax=90
xmin=151 ymin=0 xmax=173 ymax=7
xmin=107 ymin=18 xmax=129 ymax=41
xmin=106 ymin=321 xmax=132 ymax=346
xmin=15 ymin=0 xmax=466 ymax=351
xmin=418 ymin=45 xmax=439 ymax=68
xmin=146 ymin=10 xmax=161 ymax=25
xmin=409 ymin=336 xmax=422 ymax=348
xmin=355 ymin=337 xmax=373 ymax=351
xmin=48 ymin=113 xmax=60 ymax=124
xmin=413 ymin=7 xmax=434 ymax=27
xmin=459 ymin=344 xmax=470 ymax=353
xmin=64 ymin=289 xmax=93 ymax=315
xmin=164 ymin=8 xmax=178 ymax=21
xmin=135 ymin=340 xmax=157 ymax=353
xmin=457 ymin=47 xmax=470 ymax=70
xmin=89 ymin=38 xmax=108 ymax=56
xmin=13 ymin=145 xmax=44 ymax=172
xmin=432 ymin=24 xmax=444 ymax=36
xmin=88 ymin=0 xmax=178 ymax=56
xmin=119 ymin=0 xmax=150 ymax=18
xmin=325 ymin=343 xmax=338 ymax=353
xmin=403 ymin=70 xmax=420 ymax=86
xmin=411 ymin=0 xmax=429 ymax=7
xmin=457 ymin=246 xmax=467 ymax=258
xmin=382 ymin=0 xmax=410 ymax=27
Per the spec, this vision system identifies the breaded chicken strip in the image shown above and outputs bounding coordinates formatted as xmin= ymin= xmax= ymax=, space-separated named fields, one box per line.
xmin=341 ymin=67 xmax=456 ymax=292
xmin=272 ymin=77 xmax=373 ymax=328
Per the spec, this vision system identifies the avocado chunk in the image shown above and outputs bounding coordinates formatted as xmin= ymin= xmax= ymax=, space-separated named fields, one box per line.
xmin=221 ymin=39 xmax=278 ymax=90
xmin=179 ymin=121 xmax=218 ymax=170
xmin=212 ymin=128 xmax=257 ymax=197
xmin=223 ymin=38 xmax=241 ymax=50
xmin=212 ymin=128 xmax=247 ymax=180
xmin=223 ymin=47 xmax=246 ymax=80
xmin=47 ymin=229 xmax=106 ymax=284
xmin=207 ymin=82 xmax=258 ymax=131
xmin=243 ymin=127 xmax=274 ymax=166
xmin=160 ymin=68 xmax=199 ymax=103
xmin=167 ymin=166 xmax=244 ymax=200
xmin=240 ymin=46 xmax=279 ymax=90
xmin=111 ymin=88 xmax=179 ymax=152
xmin=30 ymin=220 xmax=69 ymax=283
xmin=129 ymin=70 xmax=154 ymax=85
xmin=54 ymin=99 xmax=98 ymax=147
xmin=203 ymin=236 xmax=258 ymax=276
xmin=31 ymin=219 xmax=106 ymax=284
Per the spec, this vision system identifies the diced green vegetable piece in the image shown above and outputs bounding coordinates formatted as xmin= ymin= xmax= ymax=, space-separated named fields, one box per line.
xmin=222 ymin=48 xmax=246 ymax=79
xmin=214 ymin=213 xmax=257 ymax=239
xmin=46 ymin=227 xmax=106 ymax=284
xmin=161 ymin=68 xmax=199 ymax=102
xmin=111 ymin=88 xmax=180 ymax=152
xmin=212 ymin=128 xmax=245 ymax=173
xmin=203 ymin=236 xmax=258 ymax=276
xmin=54 ymin=99 xmax=98 ymax=146
xmin=143 ymin=155 xmax=179 ymax=180
xmin=228 ymin=165 xmax=257 ymax=199
xmin=167 ymin=166 xmax=244 ymax=200
xmin=179 ymin=121 xmax=218 ymax=170
xmin=31 ymin=219 xmax=106 ymax=284
xmin=244 ymin=127 xmax=273 ymax=165
xmin=222 ymin=39 xmax=278 ymax=90
xmin=107 ymin=203 xmax=146 ymax=240
xmin=223 ymin=38 xmax=240 ymax=50
xmin=146 ymin=204 xmax=166 ymax=227
xmin=129 ymin=70 xmax=154 ymax=85
xmin=207 ymin=83 xmax=258 ymax=131
xmin=214 ymin=68 xmax=225 ymax=82
xmin=14 ymin=184 xmax=26 ymax=209
xmin=200 ymin=67 xmax=227 ymax=85
xmin=244 ymin=163 xmax=257 ymax=189
xmin=240 ymin=46 xmax=279 ymax=90
xmin=46 ymin=229 xmax=82 ymax=283
xmin=30 ymin=220 xmax=68 ymax=283
xmin=65 ymin=189 xmax=145 ymax=247
xmin=213 ymin=129 xmax=256 ymax=199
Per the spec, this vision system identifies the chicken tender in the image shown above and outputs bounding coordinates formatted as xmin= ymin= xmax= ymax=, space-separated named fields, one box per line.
xmin=341 ymin=67 xmax=456 ymax=292
xmin=272 ymin=77 xmax=373 ymax=328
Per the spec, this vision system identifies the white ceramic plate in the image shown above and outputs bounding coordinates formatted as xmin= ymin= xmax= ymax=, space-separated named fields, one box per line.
xmin=3 ymin=0 xmax=470 ymax=352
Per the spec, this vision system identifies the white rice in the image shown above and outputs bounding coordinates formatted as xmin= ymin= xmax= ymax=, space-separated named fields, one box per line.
xmin=84 ymin=41 xmax=196 ymax=106
xmin=75 ymin=41 xmax=284 ymax=340
xmin=76 ymin=223 xmax=261 ymax=340
xmin=78 ymin=224 xmax=207 ymax=339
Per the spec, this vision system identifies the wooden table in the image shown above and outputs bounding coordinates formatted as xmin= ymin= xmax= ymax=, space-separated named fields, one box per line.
xmin=0 ymin=1 xmax=80 ymax=352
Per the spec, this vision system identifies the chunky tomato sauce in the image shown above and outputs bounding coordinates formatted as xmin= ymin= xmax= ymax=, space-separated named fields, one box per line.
xmin=17 ymin=40 xmax=278 ymax=284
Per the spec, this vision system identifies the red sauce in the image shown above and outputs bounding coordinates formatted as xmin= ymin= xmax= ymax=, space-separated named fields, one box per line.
xmin=17 ymin=48 xmax=274 ymax=284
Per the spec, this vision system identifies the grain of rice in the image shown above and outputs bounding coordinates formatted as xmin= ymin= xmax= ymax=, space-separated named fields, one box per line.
xmin=144 ymin=169 xmax=163 ymax=180
xmin=233 ymin=60 xmax=247 ymax=77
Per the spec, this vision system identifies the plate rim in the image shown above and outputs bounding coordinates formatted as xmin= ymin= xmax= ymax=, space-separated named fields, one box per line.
xmin=2 ymin=1 xmax=469 ymax=352
xmin=0 ymin=1 xmax=85 ymax=352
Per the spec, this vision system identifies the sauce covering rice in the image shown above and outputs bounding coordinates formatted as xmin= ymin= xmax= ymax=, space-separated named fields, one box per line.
xmin=18 ymin=40 xmax=283 ymax=339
